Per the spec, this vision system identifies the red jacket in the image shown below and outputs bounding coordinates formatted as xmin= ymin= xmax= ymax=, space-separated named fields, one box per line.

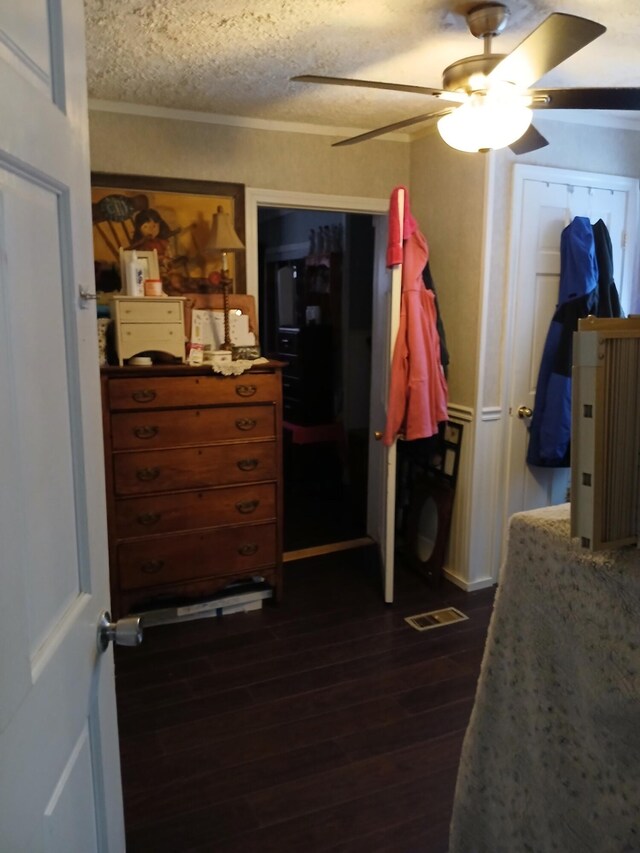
xmin=383 ymin=190 xmax=448 ymax=446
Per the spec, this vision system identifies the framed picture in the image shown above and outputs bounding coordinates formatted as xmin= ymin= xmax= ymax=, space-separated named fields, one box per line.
xmin=443 ymin=422 xmax=462 ymax=445
xmin=91 ymin=173 xmax=245 ymax=296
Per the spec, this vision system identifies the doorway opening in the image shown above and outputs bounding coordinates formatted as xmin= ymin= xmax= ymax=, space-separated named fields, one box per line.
xmin=257 ymin=207 xmax=375 ymax=555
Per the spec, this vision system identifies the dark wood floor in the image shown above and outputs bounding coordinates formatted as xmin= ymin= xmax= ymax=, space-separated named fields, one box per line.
xmin=115 ymin=548 xmax=495 ymax=853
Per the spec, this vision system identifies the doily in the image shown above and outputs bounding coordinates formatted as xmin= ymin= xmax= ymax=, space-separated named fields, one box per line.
xmin=210 ymin=357 xmax=269 ymax=376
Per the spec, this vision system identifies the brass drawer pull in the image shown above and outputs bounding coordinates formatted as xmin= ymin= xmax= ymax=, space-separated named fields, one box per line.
xmin=237 ymin=458 xmax=258 ymax=471
xmin=238 ymin=543 xmax=258 ymax=556
xmin=136 ymin=466 xmax=160 ymax=481
xmin=141 ymin=559 xmax=164 ymax=574
xmin=134 ymin=425 xmax=159 ymax=439
xmin=131 ymin=389 xmax=157 ymax=403
xmin=236 ymin=499 xmax=259 ymax=514
xmin=235 ymin=384 xmax=257 ymax=397
xmin=137 ymin=512 xmax=161 ymax=526
xmin=235 ymin=418 xmax=257 ymax=431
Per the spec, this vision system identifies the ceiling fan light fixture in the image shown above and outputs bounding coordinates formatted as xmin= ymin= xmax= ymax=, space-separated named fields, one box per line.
xmin=437 ymin=87 xmax=532 ymax=153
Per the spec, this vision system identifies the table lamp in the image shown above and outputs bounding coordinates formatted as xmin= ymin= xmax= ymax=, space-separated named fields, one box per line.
xmin=206 ymin=205 xmax=245 ymax=350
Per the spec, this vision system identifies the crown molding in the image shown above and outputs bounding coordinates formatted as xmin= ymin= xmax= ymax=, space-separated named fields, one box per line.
xmin=88 ymin=99 xmax=412 ymax=142
xmin=533 ymin=109 xmax=640 ymax=131
xmin=88 ymin=99 xmax=640 ymax=154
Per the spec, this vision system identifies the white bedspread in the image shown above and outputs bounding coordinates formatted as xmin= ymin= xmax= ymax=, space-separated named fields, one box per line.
xmin=449 ymin=504 xmax=640 ymax=853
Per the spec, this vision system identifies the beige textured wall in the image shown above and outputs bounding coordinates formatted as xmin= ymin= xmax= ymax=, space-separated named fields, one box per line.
xmin=89 ymin=109 xmax=640 ymax=416
xmin=88 ymin=110 xmax=409 ymax=196
xmin=408 ymin=127 xmax=487 ymax=409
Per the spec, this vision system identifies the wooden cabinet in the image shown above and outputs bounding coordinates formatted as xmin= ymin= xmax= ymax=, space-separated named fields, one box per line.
xmin=101 ymin=364 xmax=283 ymax=617
xmin=277 ymin=325 xmax=334 ymax=424
xmin=267 ymin=252 xmax=341 ymax=426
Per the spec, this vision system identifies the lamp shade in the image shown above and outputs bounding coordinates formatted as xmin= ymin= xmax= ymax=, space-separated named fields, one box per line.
xmin=206 ymin=205 xmax=245 ymax=253
xmin=437 ymin=86 xmax=532 ymax=153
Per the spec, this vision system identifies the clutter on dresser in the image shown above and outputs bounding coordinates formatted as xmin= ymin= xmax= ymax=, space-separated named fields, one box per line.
xmin=185 ymin=292 xmax=261 ymax=368
xmin=190 ymin=306 xmax=256 ymax=351
xmin=119 ymin=247 xmax=160 ymax=296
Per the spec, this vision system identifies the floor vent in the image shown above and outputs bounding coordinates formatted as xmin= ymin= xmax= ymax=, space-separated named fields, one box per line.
xmin=405 ymin=607 xmax=468 ymax=631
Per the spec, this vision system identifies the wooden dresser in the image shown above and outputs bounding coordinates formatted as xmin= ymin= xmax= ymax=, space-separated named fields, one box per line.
xmin=100 ymin=363 xmax=283 ymax=617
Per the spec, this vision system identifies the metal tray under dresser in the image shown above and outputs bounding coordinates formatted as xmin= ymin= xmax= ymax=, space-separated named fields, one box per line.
xmin=100 ymin=363 xmax=284 ymax=617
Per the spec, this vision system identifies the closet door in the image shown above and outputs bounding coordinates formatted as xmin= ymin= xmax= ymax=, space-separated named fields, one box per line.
xmin=503 ymin=167 xmax=638 ymax=539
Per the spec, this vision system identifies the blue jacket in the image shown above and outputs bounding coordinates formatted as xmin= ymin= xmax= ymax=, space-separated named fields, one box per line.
xmin=526 ymin=216 xmax=598 ymax=467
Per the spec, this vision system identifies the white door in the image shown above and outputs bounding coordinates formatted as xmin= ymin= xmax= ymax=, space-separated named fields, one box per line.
xmin=504 ymin=166 xmax=638 ymax=528
xmin=367 ymin=210 xmax=402 ymax=603
xmin=0 ymin=3 xmax=125 ymax=851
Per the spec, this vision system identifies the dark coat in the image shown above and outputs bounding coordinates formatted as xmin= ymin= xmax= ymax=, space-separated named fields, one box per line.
xmin=593 ymin=218 xmax=623 ymax=319
xmin=527 ymin=216 xmax=598 ymax=467
xmin=527 ymin=218 xmax=624 ymax=468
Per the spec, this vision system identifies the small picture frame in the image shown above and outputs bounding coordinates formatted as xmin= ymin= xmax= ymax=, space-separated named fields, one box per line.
xmin=444 ymin=422 xmax=462 ymax=445
xmin=422 ymin=420 xmax=464 ymax=488
xmin=119 ymin=248 xmax=160 ymax=292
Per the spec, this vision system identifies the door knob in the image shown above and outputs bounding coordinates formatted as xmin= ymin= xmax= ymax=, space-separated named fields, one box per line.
xmin=374 ymin=431 xmax=383 ymax=441
xmin=517 ymin=405 xmax=533 ymax=419
xmin=97 ymin=610 xmax=143 ymax=652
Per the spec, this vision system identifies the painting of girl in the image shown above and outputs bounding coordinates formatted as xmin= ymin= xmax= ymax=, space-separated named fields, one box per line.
xmin=130 ymin=208 xmax=181 ymax=278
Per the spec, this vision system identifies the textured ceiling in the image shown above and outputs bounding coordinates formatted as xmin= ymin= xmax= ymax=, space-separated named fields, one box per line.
xmin=84 ymin=0 xmax=640 ymax=134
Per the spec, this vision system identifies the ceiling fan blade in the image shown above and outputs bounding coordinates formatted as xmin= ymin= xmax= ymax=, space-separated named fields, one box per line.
xmin=332 ymin=109 xmax=453 ymax=147
xmin=291 ymin=74 xmax=461 ymax=102
xmin=489 ymin=13 xmax=606 ymax=89
xmin=531 ymin=87 xmax=640 ymax=111
xmin=509 ymin=124 xmax=549 ymax=155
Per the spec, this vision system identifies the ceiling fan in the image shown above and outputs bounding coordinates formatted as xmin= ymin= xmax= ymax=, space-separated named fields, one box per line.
xmin=291 ymin=4 xmax=640 ymax=154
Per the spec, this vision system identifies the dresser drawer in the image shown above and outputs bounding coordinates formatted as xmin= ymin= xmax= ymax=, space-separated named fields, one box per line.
xmin=107 ymin=372 xmax=280 ymax=410
xmin=118 ymin=323 xmax=184 ymax=352
xmin=114 ymin=483 xmax=276 ymax=538
xmin=117 ymin=522 xmax=277 ymax=590
xmin=116 ymin=300 xmax=183 ymax=323
xmin=110 ymin=404 xmax=275 ymax=450
xmin=113 ymin=441 xmax=276 ymax=495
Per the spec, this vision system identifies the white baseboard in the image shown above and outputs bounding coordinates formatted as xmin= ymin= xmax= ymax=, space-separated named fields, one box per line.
xmin=443 ymin=567 xmax=496 ymax=592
